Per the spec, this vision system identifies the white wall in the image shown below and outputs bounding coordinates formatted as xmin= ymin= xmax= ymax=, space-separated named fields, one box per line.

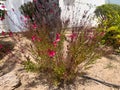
xmin=0 ymin=0 xmax=107 ymax=33
xmin=5 ymin=0 xmax=32 ymax=32
xmin=59 ymin=0 xmax=106 ymax=27
xmin=0 ymin=0 xmax=32 ymax=33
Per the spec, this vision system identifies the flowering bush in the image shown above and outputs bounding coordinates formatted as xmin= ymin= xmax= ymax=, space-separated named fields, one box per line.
xmin=19 ymin=1 xmax=106 ymax=87
xmin=22 ymin=24 xmax=105 ymax=87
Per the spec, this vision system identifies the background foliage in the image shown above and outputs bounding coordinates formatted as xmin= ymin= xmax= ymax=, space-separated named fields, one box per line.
xmin=95 ymin=4 xmax=120 ymax=50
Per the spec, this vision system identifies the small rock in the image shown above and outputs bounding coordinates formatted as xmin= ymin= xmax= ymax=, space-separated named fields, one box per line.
xmin=0 ymin=72 xmax=21 ymax=90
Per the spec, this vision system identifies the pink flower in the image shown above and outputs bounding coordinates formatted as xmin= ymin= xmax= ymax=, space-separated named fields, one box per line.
xmin=53 ymin=41 xmax=57 ymax=47
xmin=8 ymin=31 xmax=13 ymax=37
xmin=32 ymin=23 xmax=37 ymax=29
xmin=2 ymin=31 xmax=5 ymax=36
xmin=48 ymin=49 xmax=56 ymax=57
xmin=52 ymin=33 xmax=60 ymax=47
xmin=31 ymin=35 xmax=37 ymax=41
xmin=56 ymin=33 xmax=60 ymax=38
xmin=69 ymin=33 xmax=77 ymax=40
xmin=56 ymin=33 xmax=60 ymax=42
xmin=1 ymin=5 xmax=5 ymax=8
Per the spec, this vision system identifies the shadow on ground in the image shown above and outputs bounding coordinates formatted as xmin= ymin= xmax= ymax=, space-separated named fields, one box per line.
xmin=0 ymin=40 xmax=15 ymax=59
xmin=0 ymin=40 xmax=15 ymax=75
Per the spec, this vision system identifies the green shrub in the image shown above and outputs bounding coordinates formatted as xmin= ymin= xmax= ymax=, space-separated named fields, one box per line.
xmin=95 ymin=4 xmax=120 ymax=49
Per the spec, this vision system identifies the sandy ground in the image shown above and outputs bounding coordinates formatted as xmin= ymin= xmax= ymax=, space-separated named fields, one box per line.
xmin=78 ymin=55 xmax=120 ymax=90
xmin=0 ymin=35 xmax=120 ymax=90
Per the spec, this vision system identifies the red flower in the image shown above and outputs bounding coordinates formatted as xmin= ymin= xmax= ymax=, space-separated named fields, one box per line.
xmin=0 ymin=44 xmax=3 ymax=49
xmin=31 ymin=35 xmax=37 ymax=41
xmin=48 ymin=49 xmax=56 ymax=57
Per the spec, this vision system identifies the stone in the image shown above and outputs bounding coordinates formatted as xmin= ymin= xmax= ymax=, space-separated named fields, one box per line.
xmin=0 ymin=72 xmax=21 ymax=90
